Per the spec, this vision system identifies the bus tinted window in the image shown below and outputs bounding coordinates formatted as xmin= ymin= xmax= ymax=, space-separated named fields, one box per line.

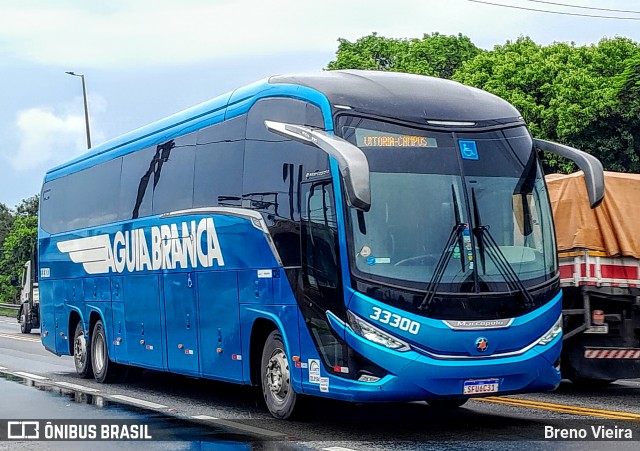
xmin=120 ymin=146 xmax=155 ymax=220
xmin=151 ymin=135 xmax=196 ymax=215
xmin=194 ymin=115 xmax=246 ymax=208
xmin=40 ymin=158 xmax=122 ymax=234
xmin=244 ymin=98 xmax=329 ymax=267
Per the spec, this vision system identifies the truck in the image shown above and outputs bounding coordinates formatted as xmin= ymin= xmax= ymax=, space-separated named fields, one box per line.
xmin=13 ymin=257 xmax=39 ymax=334
xmin=547 ymin=171 xmax=640 ymax=384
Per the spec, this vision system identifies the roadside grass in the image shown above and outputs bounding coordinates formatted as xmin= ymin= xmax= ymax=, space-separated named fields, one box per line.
xmin=0 ymin=307 xmax=18 ymax=318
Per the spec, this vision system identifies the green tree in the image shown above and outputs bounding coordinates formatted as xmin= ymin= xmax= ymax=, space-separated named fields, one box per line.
xmin=0 ymin=203 xmax=13 ymax=248
xmin=16 ymin=195 xmax=39 ymax=218
xmin=0 ymin=196 xmax=39 ymax=303
xmin=327 ymin=32 xmax=481 ymax=79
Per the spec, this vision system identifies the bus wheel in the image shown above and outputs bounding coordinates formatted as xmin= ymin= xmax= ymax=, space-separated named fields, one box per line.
xmin=261 ymin=330 xmax=301 ymax=419
xmin=426 ymin=399 xmax=468 ymax=408
xmin=73 ymin=322 xmax=93 ymax=378
xmin=91 ymin=320 xmax=122 ymax=383
xmin=19 ymin=306 xmax=32 ymax=334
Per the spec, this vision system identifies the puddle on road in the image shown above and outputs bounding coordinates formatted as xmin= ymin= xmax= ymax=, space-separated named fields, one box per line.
xmin=0 ymin=372 xmax=288 ymax=448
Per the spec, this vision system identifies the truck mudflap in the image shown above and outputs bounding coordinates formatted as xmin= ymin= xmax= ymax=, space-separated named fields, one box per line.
xmin=563 ymin=343 xmax=640 ymax=381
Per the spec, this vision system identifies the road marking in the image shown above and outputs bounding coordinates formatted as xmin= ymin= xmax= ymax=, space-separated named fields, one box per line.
xmin=475 ymin=396 xmax=640 ymax=421
xmin=0 ymin=332 xmax=40 ymax=343
xmin=110 ymin=394 xmax=168 ymax=409
xmin=192 ymin=415 xmax=220 ymax=420
xmin=56 ymin=381 xmax=100 ymax=393
xmin=191 ymin=415 xmax=287 ymax=439
xmin=13 ymin=371 xmax=48 ymax=380
xmin=323 ymin=447 xmax=359 ymax=451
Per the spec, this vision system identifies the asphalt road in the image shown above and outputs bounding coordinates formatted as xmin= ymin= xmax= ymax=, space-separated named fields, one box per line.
xmin=1 ymin=315 xmax=639 ymax=450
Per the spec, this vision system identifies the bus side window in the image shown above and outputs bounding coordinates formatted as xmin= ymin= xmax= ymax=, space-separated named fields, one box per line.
xmin=194 ymin=115 xmax=246 ymax=208
xmin=302 ymin=181 xmax=339 ymax=289
xmin=151 ymin=135 xmax=196 ymax=216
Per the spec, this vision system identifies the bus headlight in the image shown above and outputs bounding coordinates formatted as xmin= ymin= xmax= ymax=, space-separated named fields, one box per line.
xmin=537 ymin=315 xmax=562 ymax=346
xmin=347 ymin=311 xmax=410 ymax=352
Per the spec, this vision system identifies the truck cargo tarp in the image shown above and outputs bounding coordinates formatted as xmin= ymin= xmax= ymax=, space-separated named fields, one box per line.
xmin=546 ymin=171 xmax=640 ymax=258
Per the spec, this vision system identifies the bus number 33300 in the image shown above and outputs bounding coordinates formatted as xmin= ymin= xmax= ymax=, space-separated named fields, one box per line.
xmin=370 ymin=307 xmax=421 ymax=335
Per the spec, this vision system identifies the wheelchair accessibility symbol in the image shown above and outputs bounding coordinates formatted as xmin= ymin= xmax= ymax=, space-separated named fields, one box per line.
xmin=459 ymin=140 xmax=479 ymax=160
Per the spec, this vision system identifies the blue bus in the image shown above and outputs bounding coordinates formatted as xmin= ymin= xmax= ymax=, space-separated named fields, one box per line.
xmin=39 ymin=70 xmax=604 ymax=419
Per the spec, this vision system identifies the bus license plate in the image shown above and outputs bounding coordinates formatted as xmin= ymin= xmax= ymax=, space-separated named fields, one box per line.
xmin=463 ymin=378 xmax=499 ymax=395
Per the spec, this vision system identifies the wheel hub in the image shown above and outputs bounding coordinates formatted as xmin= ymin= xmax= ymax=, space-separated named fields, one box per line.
xmin=74 ymin=333 xmax=87 ymax=365
xmin=266 ymin=350 xmax=290 ymax=401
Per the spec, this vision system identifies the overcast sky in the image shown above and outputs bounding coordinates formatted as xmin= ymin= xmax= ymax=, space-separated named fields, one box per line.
xmin=2 ymin=0 xmax=640 ymax=208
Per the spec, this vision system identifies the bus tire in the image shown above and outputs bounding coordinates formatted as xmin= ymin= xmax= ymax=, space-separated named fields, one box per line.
xmin=261 ymin=330 xmax=301 ymax=420
xmin=73 ymin=322 xmax=93 ymax=378
xmin=426 ymin=398 xmax=468 ymax=408
xmin=91 ymin=319 xmax=123 ymax=383
xmin=19 ymin=306 xmax=32 ymax=334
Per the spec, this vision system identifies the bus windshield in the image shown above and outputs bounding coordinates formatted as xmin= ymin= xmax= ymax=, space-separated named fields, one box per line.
xmin=338 ymin=116 xmax=557 ymax=294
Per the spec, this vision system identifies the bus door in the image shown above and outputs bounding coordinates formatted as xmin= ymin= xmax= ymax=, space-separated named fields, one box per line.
xmin=300 ymin=180 xmax=347 ymax=370
xmin=163 ymin=271 xmax=200 ymax=375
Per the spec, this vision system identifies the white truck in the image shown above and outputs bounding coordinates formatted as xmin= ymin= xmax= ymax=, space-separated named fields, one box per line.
xmin=14 ymin=259 xmax=39 ymax=334
xmin=547 ymin=171 xmax=640 ymax=384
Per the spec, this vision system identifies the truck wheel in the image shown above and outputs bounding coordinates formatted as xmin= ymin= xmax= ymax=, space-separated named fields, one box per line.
xmin=19 ymin=306 xmax=32 ymax=334
xmin=426 ymin=399 xmax=468 ymax=408
xmin=91 ymin=320 xmax=124 ymax=383
xmin=261 ymin=330 xmax=302 ymax=419
xmin=73 ymin=322 xmax=93 ymax=378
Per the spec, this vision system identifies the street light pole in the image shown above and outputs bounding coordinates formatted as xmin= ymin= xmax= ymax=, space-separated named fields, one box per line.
xmin=65 ymin=71 xmax=92 ymax=149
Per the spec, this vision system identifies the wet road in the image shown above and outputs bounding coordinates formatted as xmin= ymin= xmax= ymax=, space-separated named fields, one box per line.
xmin=1 ymin=315 xmax=639 ymax=450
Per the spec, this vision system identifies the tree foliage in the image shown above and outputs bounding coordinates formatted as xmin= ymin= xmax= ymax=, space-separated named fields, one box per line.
xmin=327 ymin=32 xmax=481 ymax=79
xmin=328 ymin=34 xmax=640 ymax=174
xmin=0 ymin=196 xmax=38 ymax=303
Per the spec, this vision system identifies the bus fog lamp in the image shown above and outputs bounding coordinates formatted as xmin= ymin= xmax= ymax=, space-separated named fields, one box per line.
xmin=358 ymin=374 xmax=381 ymax=383
xmin=537 ymin=315 xmax=562 ymax=346
xmin=347 ymin=311 xmax=410 ymax=352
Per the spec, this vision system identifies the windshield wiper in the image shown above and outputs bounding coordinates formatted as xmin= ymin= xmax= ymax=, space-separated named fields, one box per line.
xmin=418 ymin=185 xmax=467 ymax=313
xmin=471 ymin=188 xmax=535 ymax=309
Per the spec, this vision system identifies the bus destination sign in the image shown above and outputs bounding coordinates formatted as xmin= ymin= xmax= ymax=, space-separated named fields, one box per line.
xmin=356 ymin=131 xmax=438 ymax=148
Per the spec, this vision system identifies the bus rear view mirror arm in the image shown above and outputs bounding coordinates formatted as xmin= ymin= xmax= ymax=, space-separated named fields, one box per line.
xmin=533 ymin=138 xmax=605 ymax=209
xmin=265 ymin=120 xmax=371 ymax=211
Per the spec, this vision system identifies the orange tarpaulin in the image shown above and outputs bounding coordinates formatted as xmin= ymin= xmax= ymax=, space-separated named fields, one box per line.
xmin=546 ymin=171 xmax=640 ymax=258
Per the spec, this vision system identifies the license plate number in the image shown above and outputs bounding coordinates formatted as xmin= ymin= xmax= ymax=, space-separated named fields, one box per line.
xmin=585 ymin=324 xmax=608 ymax=334
xmin=463 ymin=378 xmax=499 ymax=395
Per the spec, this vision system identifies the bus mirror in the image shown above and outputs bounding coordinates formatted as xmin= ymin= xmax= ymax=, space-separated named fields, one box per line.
xmin=264 ymin=120 xmax=371 ymax=211
xmin=533 ymin=139 xmax=605 ymax=209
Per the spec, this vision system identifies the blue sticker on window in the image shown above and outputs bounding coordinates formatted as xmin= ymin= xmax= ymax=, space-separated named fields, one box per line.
xmin=459 ymin=140 xmax=479 ymax=160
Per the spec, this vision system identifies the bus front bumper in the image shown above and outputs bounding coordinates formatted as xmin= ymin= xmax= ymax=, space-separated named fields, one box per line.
xmin=301 ymin=317 xmax=562 ymax=403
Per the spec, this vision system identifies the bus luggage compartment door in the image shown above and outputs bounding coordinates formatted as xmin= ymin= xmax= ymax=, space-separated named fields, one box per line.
xmin=198 ymin=271 xmax=243 ymax=382
xmin=164 ymin=272 xmax=200 ymax=376
xmin=124 ymin=275 xmax=165 ymax=370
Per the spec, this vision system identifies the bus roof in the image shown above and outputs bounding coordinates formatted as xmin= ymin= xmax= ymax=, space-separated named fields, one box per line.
xmin=45 ymin=70 xmax=522 ymax=181
xmin=271 ymin=70 xmax=521 ymax=126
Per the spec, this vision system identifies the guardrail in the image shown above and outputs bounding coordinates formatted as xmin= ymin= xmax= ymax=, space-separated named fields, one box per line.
xmin=0 ymin=303 xmax=19 ymax=310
